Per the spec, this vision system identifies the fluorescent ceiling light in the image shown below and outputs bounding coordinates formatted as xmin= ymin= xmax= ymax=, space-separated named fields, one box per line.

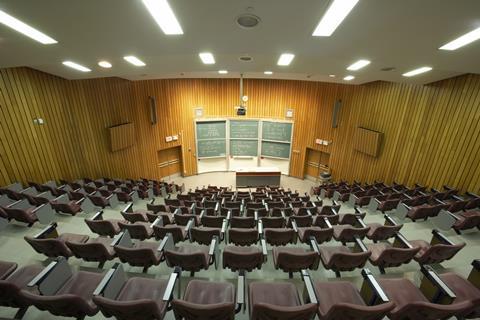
xmin=62 ymin=61 xmax=91 ymax=72
xmin=402 ymin=66 xmax=432 ymax=77
xmin=142 ymin=0 xmax=183 ymax=35
xmin=312 ymin=0 xmax=359 ymax=36
xmin=218 ymin=70 xmax=228 ymax=74
xmin=347 ymin=59 xmax=371 ymax=71
xmin=343 ymin=75 xmax=355 ymax=81
xmin=329 ymin=74 xmax=335 ymax=77
xmin=264 ymin=71 xmax=273 ymax=75
xmin=0 ymin=9 xmax=57 ymax=44
xmin=199 ymin=52 xmax=215 ymax=64
xmin=439 ymin=27 xmax=480 ymax=51
xmin=98 ymin=61 xmax=112 ymax=68
xmin=277 ymin=53 xmax=295 ymax=66
xmin=124 ymin=56 xmax=146 ymax=66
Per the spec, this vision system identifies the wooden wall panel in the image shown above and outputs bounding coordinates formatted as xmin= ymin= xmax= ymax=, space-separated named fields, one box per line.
xmin=0 ymin=67 xmax=479 ymax=193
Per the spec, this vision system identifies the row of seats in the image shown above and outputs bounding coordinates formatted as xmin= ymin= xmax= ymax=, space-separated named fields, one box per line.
xmin=1 ymin=257 xmax=479 ymax=320
xmin=314 ymin=181 xmax=480 ymax=233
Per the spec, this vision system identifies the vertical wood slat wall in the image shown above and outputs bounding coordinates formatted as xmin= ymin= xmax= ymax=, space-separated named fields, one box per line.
xmin=0 ymin=67 xmax=479 ymax=193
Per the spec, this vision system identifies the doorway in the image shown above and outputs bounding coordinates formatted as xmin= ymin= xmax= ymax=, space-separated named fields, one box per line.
xmin=304 ymin=148 xmax=330 ymax=181
xmin=158 ymin=146 xmax=183 ymax=180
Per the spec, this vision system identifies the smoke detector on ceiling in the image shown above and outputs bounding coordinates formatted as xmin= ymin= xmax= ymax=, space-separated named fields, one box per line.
xmin=236 ymin=14 xmax=261 ymax=29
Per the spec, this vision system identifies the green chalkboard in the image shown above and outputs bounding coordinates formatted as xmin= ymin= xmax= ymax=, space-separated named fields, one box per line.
xmin=230 ymin=120 xmax=259 ymax=139
xmin=197 ymin=140 xmax=226 ymax=158
xmin=196 ymin=121 xmax=226 ymax=140
xmin=262 ymin=121 xmax=292 ymax=142
xmin=261 ymin=141 xmax=291 ymax=159
xmin=230 ymin=139 xmax=258 ymax=156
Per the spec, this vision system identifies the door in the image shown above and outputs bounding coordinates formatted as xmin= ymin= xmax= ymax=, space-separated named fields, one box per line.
xmin=158 ymin=146 xmax=183 ymax=179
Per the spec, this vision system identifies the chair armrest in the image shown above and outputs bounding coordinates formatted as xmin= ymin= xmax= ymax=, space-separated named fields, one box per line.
xmin=28 ymin=260 xmax=59 ymax=287
xmin=361 ymin=268 xmax=390 ymax=304
xmin=323 ymin=217 xmax=333 ymax=229
xmin=261 ymin=239 xmax=268 ymax=260
xmin=220 ymin=219 xmax=227 ymax=239
xmin=309 ymin=236 xmax=320 ymax=254
xmin=446 ymin=211 xmax=461 ymax=221
xmin=91 ymin=211 xmax=104 ymax=221
xmin=150 ymin=217 xmax=163 ymax=228
xmin=421 ymin=265 xmax=456 ymax=302
xmin=431 ymin=188 xmax=440 ymax=193
xmin=258 ymin=220 xmax=263 ymax=236
xmin=472 ymin=259 xmax=480 ymax=271
xmin=162 ymin=267 xmax=181 ymax=301
xmin=235 ymin=270 xmax=246 ymax=313
xmin=30 ymin=201 xmax=47 ymax=213
xmin=356 ymin=216 xmax=367 ymax=228
xmin=215 ymin=202 xmax=219 ymax=212
xmin=307 ymin=209 xmax=312 ymax=216
xmin=403 ymin=193 xmax=413 ymax=200
xmin=122 ymin=202 xmax=133 ymax=213
xmin=199 ymin=209 xmax=205 ymax=219
xmin=466 ymin=192 xmax=480 ymax=198
xmin=431 ymin=229 xmax=455 ymax=246
xmin=384 ymin=214 xmax=398 ymax=226
xmin=254 ymin=210 xmax=258 ymax=221
xmin=34 ymin=222 xmax=58 ymax=239
xmin=354 ymin=236 xmax=369 ymax=252
xmin=185 ymin=218 xmax=194 ymax=237
xmin=150 ymin=198 xmax=155 ymax=204
xmin=433 ymin=198 xmax=446 ymax=205
xmin=301 ymin=270 xmax=318 ymax=304
xmin=158 ymin=233 xmax=175 ymax=252
xmin=451 ymin=195 xmax=464 ymax=201
xmin=93 ymin=263 xmax=127 ymax=299
xmin=208 ymin=235 xmax=220 ymax=269
xmin=393 ymin=232 xmax=413 ymax=248
xmin=443 ymin=185 xmax=455 ymax=191
xmin=291 ymin=220 xmax=298 ymax=233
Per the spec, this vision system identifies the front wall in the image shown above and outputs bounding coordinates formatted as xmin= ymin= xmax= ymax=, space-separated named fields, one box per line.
xmin=0 ymin=68 xmax=479 ymax=192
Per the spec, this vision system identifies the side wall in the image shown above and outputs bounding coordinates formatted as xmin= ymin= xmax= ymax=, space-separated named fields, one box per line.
xmin=0 ymin=67 xmax=479 ymax=192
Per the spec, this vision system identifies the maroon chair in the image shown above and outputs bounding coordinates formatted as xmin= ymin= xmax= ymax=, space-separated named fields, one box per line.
xmin=66 ymin=236 xmax=116 ymax=268
xmin=85 ymin=212 xmax=124 ymax=238
xmin=366 ymin=215 xmax=403 ymax=242
xmin=24 ymin=223 xmax=89 ymax=258
xmin=436 ymin=260 xmax=480 ymax=319
xmin=261 ymin=216 xmax=286 ymax=228
xmin=332 ymin=224 xmax=370 ymax=244
xmin=4 ymin=205 xmax=39 ymax=226
xmin=452 ymin=210 xmax=480 ymax=234
xmin=309 ymin=269 xmax=395 ymax=320
xmin=113 ymin=236 xmax=162 ymax=273
xmin=409 ymin=229 xmax=465 ymax=265
xmin=264 ymin=228 xmax=296 ymax=246
xmin=249 ymin=281 xmax=317 ymax=320
xmin=172 ymin=279 xmax=238 ymax=320
xmin=50 ymin=199 xmax=82 ymax=216
xmin=120 ymin=210 xmax=149 ymax=223
xmin=231 ymin=216 xmax=256 ymax=228
xmin=228 ymin=228 xmax=259 ymax=246
xmin=318 ymin=236 xmax=371 ymax=277
xmin=118 ymin=221 xmax=154 ymax=241
xmin=223 ymin=245 xmax=265 ymax=272
xmin=93 ymin=263 xmax=176 ymax=320
xmin=0 ymin=263 xmax=44 ymax=317
xmin=297 ymin=226 xmax=333 ymax=244
xmin=153 ymin=224 xmax=188 ymax=243
xmin=21 ymin=258 xmax=104 ymax=319
xmin=0 ymin=261 xmax=17 ymax=280
xmin=272 ymin=247 xmax=319 ymax=276
xmin=367 ymin=233 xmax=421 ymax=274
xmin=406 ymin=198 xmax=449 ymax=221
xmin=378 ymin=266 xmax=474 ymax=320
xmin=190 ymin=227 xmax=222 ymax=245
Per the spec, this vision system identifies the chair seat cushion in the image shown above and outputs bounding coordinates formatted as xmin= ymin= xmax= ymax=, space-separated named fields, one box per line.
xmin=223 ymin=245 xmax=263 ymax=271
xmin=117 ymin=277 xmax=168 ymax=304
xmin=319 ymin=246 xmax=351 ymax=264
xmin=272 ymin=247 xmax=319 ymax=272
xmin=56 ymin=271 xmax=105 ymax=313
xmin=87 ymin=237 xmax=116 ymax=256
xmin=183 ymin=280 xmax=234 ymax=305
xmin=59 ymin=233 xmax=89 ymax=244
xmin=438 ymin=273 xmax=480 ymax=305
xmin=249 ymin=282 xmax=301 ymax=307
xmin=378 ymin=278 xmax=429 ymax=314
xmin=366 ymin=243 xmax=390 ymax=262
xmin=314 ymin=281 xmax=365 ymax=317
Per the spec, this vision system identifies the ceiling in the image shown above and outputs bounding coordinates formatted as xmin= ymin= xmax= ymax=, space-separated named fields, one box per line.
xmin=0 ymin=0 xmax=480 ymax=84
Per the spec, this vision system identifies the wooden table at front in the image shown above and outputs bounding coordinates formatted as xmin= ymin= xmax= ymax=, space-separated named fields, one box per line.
xmin=235 ymin=167 xmax=281 ymax=188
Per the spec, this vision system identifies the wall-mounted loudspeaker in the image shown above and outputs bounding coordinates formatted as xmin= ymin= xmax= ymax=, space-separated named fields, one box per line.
xmin=148 ymin=96 xmax=157 ymax=125
xmin=332 ymin=99 xmax=342 ymax=128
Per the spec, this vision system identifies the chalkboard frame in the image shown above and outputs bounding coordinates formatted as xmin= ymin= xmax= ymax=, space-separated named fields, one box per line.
xmin=194 ymin=118 xmax=294 ymax=162
xmin=195 ymin=120 xmax=227 ymax=159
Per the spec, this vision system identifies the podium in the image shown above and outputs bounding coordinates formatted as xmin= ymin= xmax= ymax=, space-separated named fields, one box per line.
xmin=236 ymin=167 xmax=281 ymax=187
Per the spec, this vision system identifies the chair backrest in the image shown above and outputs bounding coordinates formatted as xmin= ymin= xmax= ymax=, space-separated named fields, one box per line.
xmin=66 ymin=241 xmax=111 ymax=262
xmin=228 ymin=228 xmax=258 ymax=246
xmin=114 ymin=246 xmax=158 ymax=267
xmin=230 ymin=216 xmax=255 ymax=228
xmin=24 ymin=236 xmax=72 ymax=258
xmin=85 ymin=219 xmax=119 ymax=237
xmin=416 ymin=243 xmax=465 ymax=264
xmin=191 ymin=227 xmax=220 ymax=245
xmin=327 ymin=251 xmax=371 ymax=271
xmin=94 ymin=295 xmax=162 ymax=320
xmin=172 ymin=299 xmax=235 ymax=320
xmin=251 ymin=303 xmax=317 ymax=320
xmin=164 ymin=249 xmax=208 ymax=272
xmin=153 ymin=225 xmax=185 ymax=242
xmin=323 ymin=301 xmax=395 ymax=320
xmin=264 ymin=229 xmax=295 ymax=246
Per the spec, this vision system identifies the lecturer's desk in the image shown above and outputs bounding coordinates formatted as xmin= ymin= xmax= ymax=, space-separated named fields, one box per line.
xmin=235 ymin=167 xmax=281 ymax=187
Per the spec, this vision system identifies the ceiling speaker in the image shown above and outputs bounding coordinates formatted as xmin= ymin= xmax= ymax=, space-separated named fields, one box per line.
xmin=149 ymin=96 xmax=157 ymax=125
xmin=332 ymin=99 xmax=342 ymax=128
